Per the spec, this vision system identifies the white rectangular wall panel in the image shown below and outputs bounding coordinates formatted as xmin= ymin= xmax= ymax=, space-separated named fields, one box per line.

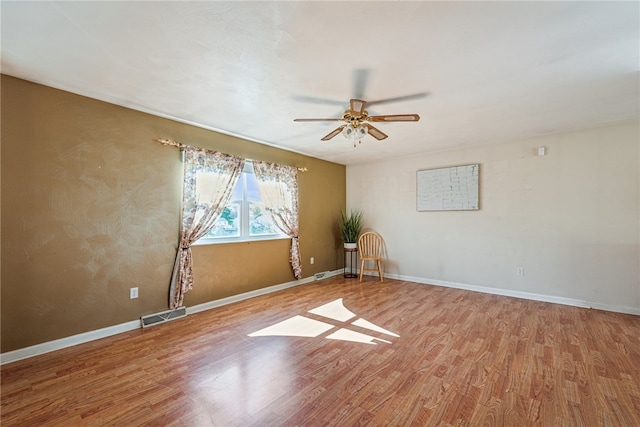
xmin=417 ymin=164 xmax=479 ymax=211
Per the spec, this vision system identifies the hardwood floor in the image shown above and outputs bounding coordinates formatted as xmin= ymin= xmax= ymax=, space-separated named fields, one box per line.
xmin=2 ymin=277 xmax=640 ymax=426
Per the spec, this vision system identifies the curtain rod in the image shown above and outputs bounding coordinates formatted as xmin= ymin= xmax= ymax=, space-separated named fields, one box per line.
xmin=155 ymin=138 xmax=308 ymax=172
xmin=156 ymin=138 xmax=187 ymax=149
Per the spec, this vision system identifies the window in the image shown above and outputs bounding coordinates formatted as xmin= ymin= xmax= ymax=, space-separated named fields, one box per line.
xmin=196 ymin=162 xmax=286 ymax=244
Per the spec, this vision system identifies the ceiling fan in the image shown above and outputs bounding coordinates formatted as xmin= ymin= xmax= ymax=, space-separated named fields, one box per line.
xmin=294 ymin=98 xmax=420 ymax=145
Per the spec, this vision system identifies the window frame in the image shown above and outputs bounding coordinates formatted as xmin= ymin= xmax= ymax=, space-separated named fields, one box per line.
xmin=193 ymin=161 xmax=288 ymax=246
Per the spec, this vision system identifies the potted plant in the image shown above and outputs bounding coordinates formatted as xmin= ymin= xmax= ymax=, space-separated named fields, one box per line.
xmin=340 ymin=210 xmax=364 ymax=249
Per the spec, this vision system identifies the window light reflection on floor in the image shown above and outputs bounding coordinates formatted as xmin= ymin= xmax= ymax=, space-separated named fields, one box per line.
xmin=248 ymin=298 xmax=399 ymax=345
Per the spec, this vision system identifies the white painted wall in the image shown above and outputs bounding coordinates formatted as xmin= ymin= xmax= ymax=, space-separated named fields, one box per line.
xmin=347 ymin=121 xmax=639 ymax=313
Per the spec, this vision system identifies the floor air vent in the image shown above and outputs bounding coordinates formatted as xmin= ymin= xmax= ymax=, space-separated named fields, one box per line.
xmin=140 ymin=307 xmax=187 ymax=328
xmin=314 ymin=272 xmax=328 ymax=280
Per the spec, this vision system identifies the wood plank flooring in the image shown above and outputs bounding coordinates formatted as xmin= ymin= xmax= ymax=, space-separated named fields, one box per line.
xmin=2 ymin=277 xmax=640 ymax=426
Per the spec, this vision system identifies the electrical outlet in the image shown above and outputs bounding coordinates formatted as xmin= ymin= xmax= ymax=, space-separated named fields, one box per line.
xmin=516 ymin=267 xmax=524 ymax=276
xmin=130 ymin=287 xmax=139 ymax=299
xmin=310 ymin=257 xmax=315 ymax=265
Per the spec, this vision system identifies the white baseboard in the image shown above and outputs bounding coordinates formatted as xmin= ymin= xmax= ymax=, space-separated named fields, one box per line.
xmin=384 ymin=272 xmax=640 ymax=316
xmin=187 ymin=268 xmax=342 ymax=315
xmin=0 ymin=320 xmax=141 ymax=365
xmin=0 ymin=269 xmax=343 ymax=365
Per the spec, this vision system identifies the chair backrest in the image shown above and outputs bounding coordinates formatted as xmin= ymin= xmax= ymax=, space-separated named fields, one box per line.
xmin=358 ymin=231 xmax=383 ymax=258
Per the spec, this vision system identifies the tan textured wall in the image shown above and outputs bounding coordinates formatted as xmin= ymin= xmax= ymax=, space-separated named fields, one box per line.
xmin=1 ymin=75 xmax=346 ymax=352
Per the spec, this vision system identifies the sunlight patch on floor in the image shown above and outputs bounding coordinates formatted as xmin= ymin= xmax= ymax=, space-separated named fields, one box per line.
xmin=308 ymin=298 xmax=356 ymax=321
xmin=248 ymin=315 xmax=334 ymax=338
xmin=247 ymin=298 xmax=399 ymax=344
xmin=326 ymin=328 xmax=392 ymax=345
xmin=352 ymin=318 xmax=399 ymax=337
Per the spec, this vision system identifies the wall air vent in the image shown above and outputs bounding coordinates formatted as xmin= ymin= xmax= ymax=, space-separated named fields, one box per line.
xmin=140 ymin=307 xmax=187 ymax=328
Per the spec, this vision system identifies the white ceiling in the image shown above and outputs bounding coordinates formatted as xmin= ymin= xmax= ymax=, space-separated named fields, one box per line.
xmin=2 ymin=1 xmax=639 ymax=165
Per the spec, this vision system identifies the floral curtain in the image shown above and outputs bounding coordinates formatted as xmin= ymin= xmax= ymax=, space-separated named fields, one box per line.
xmin=169 ymin=146 xmax=245 ymax=308
xmin=253 ymin=160 xmax=302 ymax=280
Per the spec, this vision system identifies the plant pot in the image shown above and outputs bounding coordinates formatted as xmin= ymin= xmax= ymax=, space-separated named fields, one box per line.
xmin=344 ymin=242 xmax=357 ymax=250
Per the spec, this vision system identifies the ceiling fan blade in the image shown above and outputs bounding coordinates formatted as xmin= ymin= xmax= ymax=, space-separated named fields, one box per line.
xmin=292 ymin=95 xmax=345 ymax=106
xmin=294 ymin=118 xmax=344 ymax=122
xmin=321 ymin=126 xmax=346 ymax=141
xmin=349 ymin=99 xmax=367 ymax=115
xmin=369 ymin=114 xmax=420 ymax=122
xmin=364 ymin=124 xmax=388 ymax=140
xmin=353 ymin=68 xmax=371 ymax=99
xmin=367 ymin=92 xmax=429 ymax=106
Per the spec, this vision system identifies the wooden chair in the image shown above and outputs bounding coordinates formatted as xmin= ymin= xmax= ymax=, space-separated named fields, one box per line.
xmin=358 ymin=231 xmax=384 ymax=282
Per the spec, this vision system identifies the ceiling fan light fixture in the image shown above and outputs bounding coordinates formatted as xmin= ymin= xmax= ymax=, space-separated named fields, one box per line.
xmin=342 ymin=124 xmax=355 ymax=138
xmin=342 ymin=123 xmax=367 ymax=146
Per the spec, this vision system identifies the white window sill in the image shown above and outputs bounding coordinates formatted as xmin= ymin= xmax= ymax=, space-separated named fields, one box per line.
xmin=192 ymin=235 xmax=290 ymax=246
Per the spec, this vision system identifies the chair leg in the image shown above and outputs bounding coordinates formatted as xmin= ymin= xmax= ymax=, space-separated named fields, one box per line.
xmin=377 ymin=260 xmax=384 ymax=282
xmin=359 ymin=259 xmax=365 ymax=282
